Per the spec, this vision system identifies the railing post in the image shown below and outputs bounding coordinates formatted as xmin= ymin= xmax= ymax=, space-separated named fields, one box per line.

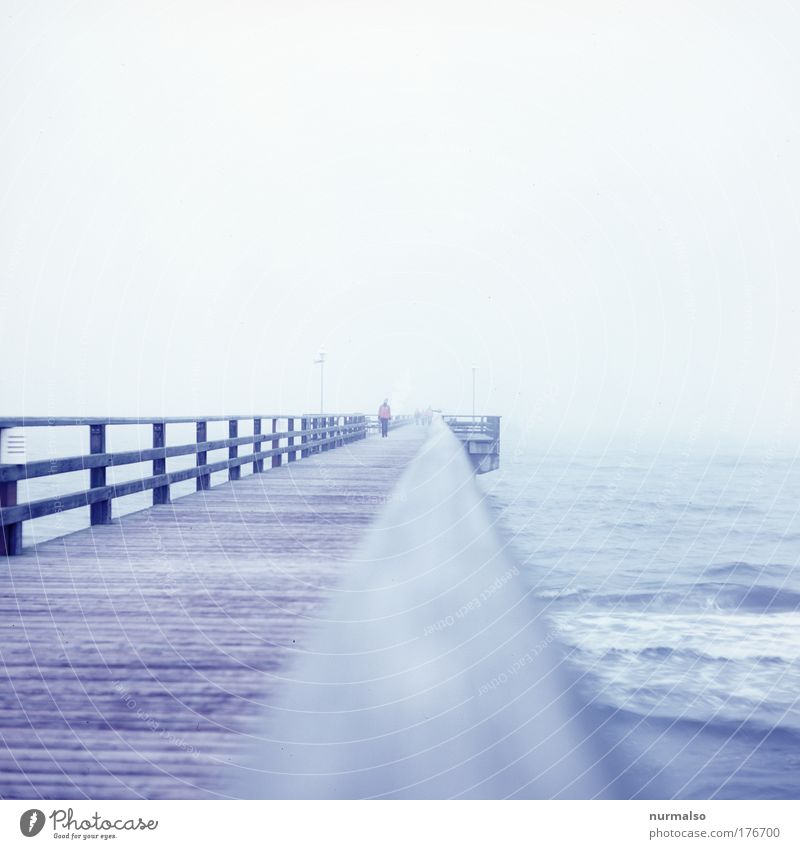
xmin=312 ymin=417 xmax=318 ymax=454
xmin=0 ymin=486 xmax=22 ymax=555
xmin=0 ymin=482 xmax=21 ymax=556
xmin=253 ymin=418 xmax=264 ymax=474
xmin=288 ymin=417 xmax=296 ymax=462
xmin=301 ymin=417 xmax=309 ymax=458
xmin=89 ymin=424 xmax=111 ymax=525
xmin=196 ymin=421 xmax=210 ymax=491
xmin=229 ymin=419 xmax=240 ymax=481
xmin=0 ymin=427 xmax=22 ymax=555
xmin=152 ymin=422 xmax=170 ymax=505
xmin=271 ymin=417 xmax=281 ymax=468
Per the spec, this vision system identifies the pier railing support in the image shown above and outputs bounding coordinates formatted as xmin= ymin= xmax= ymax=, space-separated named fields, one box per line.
xmin=288 ymin=418 xmax=296 ymax=462
xmin=253 ymin=418 xmax=264 ymax=474
xmin=0 ymin=428 xmax=21 ymax=554
xmin=229 ymin=419 xmax=240 ymax=481
xmin=89 ymin=424 xmax=111 ymax=525
xmin=152 ymin=422 xmax=170 ymax=505
xmin=0 ymin=480 xmax=21 ymax=556
xmin=0 ymin=427 xmax=22 ymax=555
xmin=272 ymin=418 xmax=281 ymax=468
xmin=196 ymin=421 xmax=210 ymax=490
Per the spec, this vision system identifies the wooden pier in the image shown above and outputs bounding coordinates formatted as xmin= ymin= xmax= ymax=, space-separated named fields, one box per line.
xmin=444 ymin=415 xmax=501 ymax=473
xmin=0 ymin=414 xmax=650 ymax=800
xmin=0 ymin=420 xmax=424 ymax=799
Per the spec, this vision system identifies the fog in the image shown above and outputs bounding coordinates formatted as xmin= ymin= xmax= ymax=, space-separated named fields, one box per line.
xmin=2 ymin=1 xmax=800 ymax=449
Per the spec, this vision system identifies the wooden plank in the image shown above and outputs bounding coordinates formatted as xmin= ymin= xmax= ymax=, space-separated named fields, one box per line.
xmin=0 ymin=426 xmax=425 ymax=799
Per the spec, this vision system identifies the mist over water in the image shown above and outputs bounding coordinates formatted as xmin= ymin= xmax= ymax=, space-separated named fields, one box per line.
xmin=2 ymin=1 xmax=800 ymax=455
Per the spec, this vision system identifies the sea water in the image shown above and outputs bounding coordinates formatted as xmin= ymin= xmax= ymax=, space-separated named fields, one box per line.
xmin=479 ymin=445 xmax=800 ymax=799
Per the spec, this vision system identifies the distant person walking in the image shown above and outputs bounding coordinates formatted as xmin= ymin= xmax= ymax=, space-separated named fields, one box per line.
xmin=378 ymin=399 xmax=392 ymax=437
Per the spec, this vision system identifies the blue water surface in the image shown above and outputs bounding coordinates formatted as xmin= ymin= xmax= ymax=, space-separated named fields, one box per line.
xmin=480 ymin=445 xmax=800 ymax=799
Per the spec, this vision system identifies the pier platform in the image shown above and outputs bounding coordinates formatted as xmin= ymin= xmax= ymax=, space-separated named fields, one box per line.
xmin=0 ymin=426 xmax=426 ymax=799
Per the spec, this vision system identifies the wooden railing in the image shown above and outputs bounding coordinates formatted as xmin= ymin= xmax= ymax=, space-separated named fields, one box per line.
xmin=443 ymin=415 xmax=501 ymax=441
xmin=0 ymin=414 xmax=369 ymax=556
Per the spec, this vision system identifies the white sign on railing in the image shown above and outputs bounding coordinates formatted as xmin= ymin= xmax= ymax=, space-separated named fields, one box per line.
xmin=0 ymin=428 xmax=26 ymax=464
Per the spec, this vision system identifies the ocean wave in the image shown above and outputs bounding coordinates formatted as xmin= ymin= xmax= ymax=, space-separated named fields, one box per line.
xmin=538 ymin=583 xmax=800 ymax=613
xmin=572 ymin=664 xmax=800 ymax=734
xmin=704 ymin=561 xmax=796 ymax=581
xmin=591 ymin=703 xmax=800 ymax=746
xmin=588 ymin=645 xmax=792 ymax=666
xmin=547 ymin=608 xmax=800 ymax=666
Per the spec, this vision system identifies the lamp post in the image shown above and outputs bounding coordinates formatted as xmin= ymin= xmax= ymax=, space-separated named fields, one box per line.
xmin=471 ymin=364 xmax=478 ymax=422
xmin=314 ymin=349 xmax=326 ymax=413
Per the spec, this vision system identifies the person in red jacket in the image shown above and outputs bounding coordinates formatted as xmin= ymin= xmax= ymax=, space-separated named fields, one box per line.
xmin=378 ymin=399 xmax=391 ymax=437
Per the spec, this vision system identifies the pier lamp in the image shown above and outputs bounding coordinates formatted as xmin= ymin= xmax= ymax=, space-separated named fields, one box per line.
xmin=314 ymin=349 xmax=327 ymax=413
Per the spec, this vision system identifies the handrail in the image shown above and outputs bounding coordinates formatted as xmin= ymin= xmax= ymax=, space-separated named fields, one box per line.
xmin=443 ymin=415 xmax=501 ymax=436
xmin=440 ymin=414 xmax=503 ymax=420
xmin=0 ymin=424 xmax=358 ymax=483
xmin=0 ymin=415 xmax=343 ymax=428
xmin=0 ymin=414 xmax=369 ymax=556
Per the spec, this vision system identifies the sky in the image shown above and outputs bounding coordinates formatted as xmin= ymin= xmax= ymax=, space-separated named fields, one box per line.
xmin=2 ymin=1 xmax=800 ymax=449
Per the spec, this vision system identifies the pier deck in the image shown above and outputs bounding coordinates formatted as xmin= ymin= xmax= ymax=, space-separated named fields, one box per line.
xmin=0 ymin=426 xmax=426 ymax=799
